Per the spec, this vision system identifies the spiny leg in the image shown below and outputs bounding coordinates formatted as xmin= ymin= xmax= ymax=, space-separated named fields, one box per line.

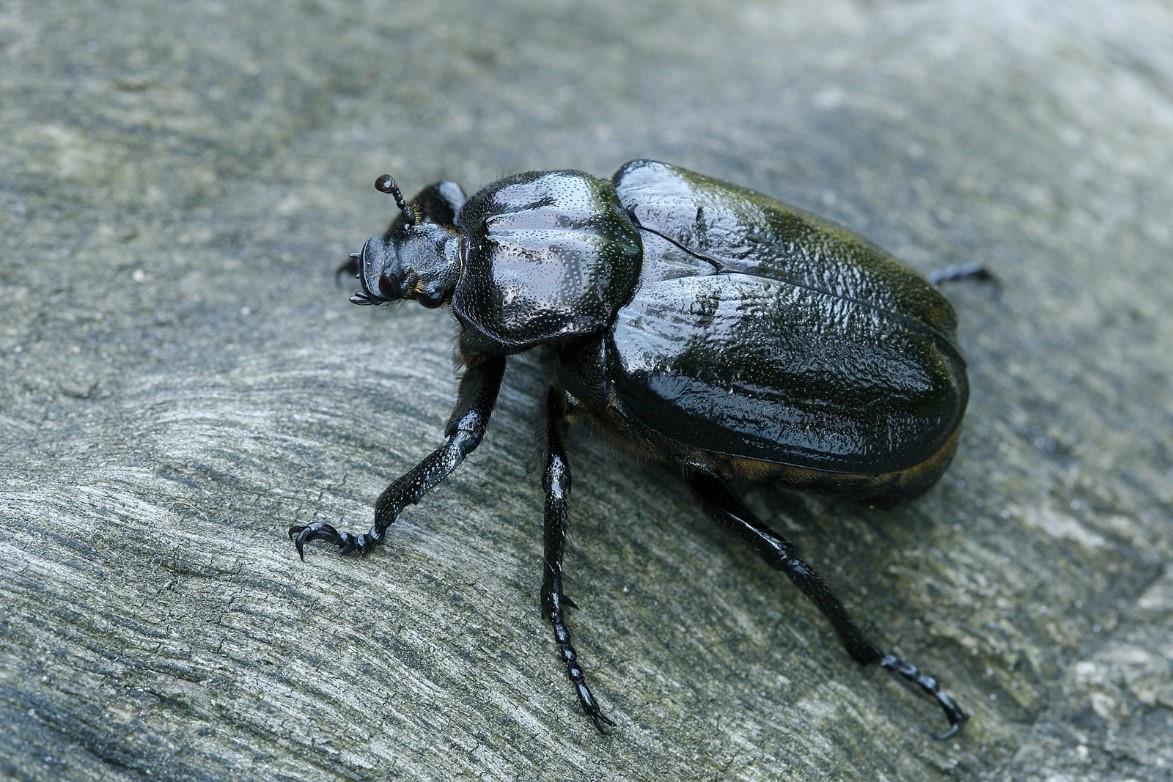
xmin=289 ymin=354 xmax=506 ymax=558
xmin=335 ymin=251 xmax=361 ymax=285
xmin=686 ymin=469 xmax=967 ymax=740
xmin=928 ymin=261 xmax=999 ymax=289
xmin=540 ymin=388 xmax=614 ymax=732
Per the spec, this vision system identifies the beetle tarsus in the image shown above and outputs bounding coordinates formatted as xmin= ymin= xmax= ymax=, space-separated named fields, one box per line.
xmin=879 ymin=654 xmax=968 ymax=740
xmin=544 ymin=583 xmax=614 ymax=734
xmin=288 ymin=521 xmax=384 ymax=558
xmin=928 ymin=261 xmax=999 ymax=289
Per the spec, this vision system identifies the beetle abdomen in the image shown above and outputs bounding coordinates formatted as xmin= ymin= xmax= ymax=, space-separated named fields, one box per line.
xmin=453 ymin=170 xmax=642 ymax=353
xmin=609 ymin=272 xmax=967 ymax=474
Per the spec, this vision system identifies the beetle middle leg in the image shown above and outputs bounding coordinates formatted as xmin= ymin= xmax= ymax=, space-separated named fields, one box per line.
xmin=539 ymin=387 xmax=615 ymax=732
xmin=686 ymin=469 xmax=967 ymax=739
xmin=289 ymin=354 xmax=506 ymax=559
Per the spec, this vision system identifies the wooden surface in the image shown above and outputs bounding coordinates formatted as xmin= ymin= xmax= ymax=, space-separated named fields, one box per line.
xmin=2 ymin=1 xmax=1171 ymax=780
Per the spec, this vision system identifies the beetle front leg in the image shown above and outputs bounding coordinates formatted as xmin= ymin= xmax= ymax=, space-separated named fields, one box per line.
xmin=289 ymin=354 xmax=506 ymax=559
xmin=540 ymin=388 xmax=615 ymax=733
xmin=334 ymin=251 xmax=361 ymax=284
xmin=686 ymin=469 xmax=967 ymax=740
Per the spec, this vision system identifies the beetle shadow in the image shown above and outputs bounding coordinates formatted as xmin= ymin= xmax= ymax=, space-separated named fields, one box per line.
xmin=745 ymin=480 xmax=918 ymax=572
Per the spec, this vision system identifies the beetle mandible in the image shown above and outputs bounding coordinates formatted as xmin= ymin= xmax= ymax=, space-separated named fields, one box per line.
xmin=290 ymin=160 xmax=983 ymax=739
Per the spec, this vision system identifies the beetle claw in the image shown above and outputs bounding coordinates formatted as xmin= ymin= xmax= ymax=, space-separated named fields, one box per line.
xmin=575 ymin=681 xmax=616 ymax=734
xmin=288 ymin=521 xmax=383 ymax=559
xmin=879 ymin=654 xmax=968 ymax=740
xmin=934 ymin=721 xmax=963 ymax=741
xmin=288 ymin=521 xmax=340 ymax=560
xmin=588 ymin=709 xmax=617 ymax=733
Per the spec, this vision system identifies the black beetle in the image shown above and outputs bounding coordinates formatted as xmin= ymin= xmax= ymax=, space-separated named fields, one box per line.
xmin=291 ymin=160 xmax=983 ymax=739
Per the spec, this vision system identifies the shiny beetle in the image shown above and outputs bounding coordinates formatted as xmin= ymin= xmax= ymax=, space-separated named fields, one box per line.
xmin=290 ymin=160 xmax=982 ymax=739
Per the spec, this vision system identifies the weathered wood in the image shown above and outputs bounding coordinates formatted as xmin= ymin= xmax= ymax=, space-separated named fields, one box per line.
xmin=2 ymin=1 xmax=1171 ymax=780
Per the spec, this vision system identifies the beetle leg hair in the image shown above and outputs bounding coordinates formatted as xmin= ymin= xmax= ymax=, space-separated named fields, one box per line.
xmin=540 ymin=387 xmax=615 ymax=733
xmin=685 ymin=468 xmax=967 ymax=739
xmin=289 ymin=354 xmax=506 ymax=559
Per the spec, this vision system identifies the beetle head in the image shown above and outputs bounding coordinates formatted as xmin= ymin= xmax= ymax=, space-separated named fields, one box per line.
xmin=346 ymin=174 xmax=461 ymax=309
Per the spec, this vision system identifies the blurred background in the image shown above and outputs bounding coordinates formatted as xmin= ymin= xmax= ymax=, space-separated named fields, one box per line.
xmin=2 ymin=1 xmax=1171 ymax=780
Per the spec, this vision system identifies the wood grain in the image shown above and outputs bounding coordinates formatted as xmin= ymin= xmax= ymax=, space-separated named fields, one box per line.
xmin=2 ymin=1 xmax=1171 ymax=779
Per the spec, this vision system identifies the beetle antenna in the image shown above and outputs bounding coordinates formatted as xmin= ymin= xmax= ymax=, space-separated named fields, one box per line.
xmin=375 ymin=174 xmax=417 ymax=225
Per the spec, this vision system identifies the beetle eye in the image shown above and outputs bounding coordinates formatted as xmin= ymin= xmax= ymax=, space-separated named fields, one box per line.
xmin=377 ymin=275 xmax=401 ymax=299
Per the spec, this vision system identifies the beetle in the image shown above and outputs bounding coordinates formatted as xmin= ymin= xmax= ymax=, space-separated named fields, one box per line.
xmin=290 ymin=160 xmax=985 ymax=739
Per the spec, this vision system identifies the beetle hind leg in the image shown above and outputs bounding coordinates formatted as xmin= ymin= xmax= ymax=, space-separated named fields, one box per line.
xmin=928 ymin=261 xmax=999 ymax=289
xmin=540 ymin=388 xmax=616 ymax=733
xmin=686 ymin=469 xmax=967 ymax=739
